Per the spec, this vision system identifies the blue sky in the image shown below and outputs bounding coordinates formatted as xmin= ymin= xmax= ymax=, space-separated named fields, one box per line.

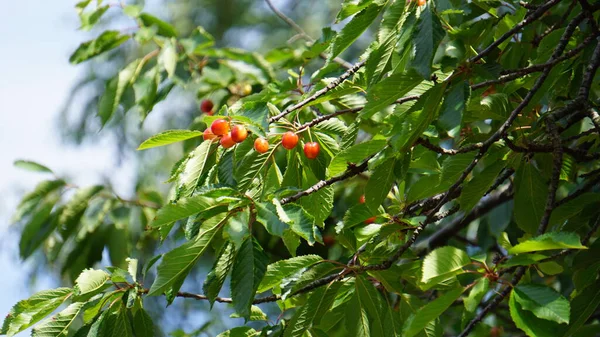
xmin=0 ymin=0 xmax=136 ymax=317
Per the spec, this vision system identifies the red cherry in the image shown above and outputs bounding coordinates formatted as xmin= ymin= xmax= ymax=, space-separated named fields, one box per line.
xmin=211 ymin=119 xmax=230 ymax=136
xmin=203 ymin=128 xmax=217 ymax=141
xmin=254 ymin=138 xmax=269 ymax=153
xmin=359 ymin=195 xmax=366 ymax=204
xmin=303 ymin=142 xmax=320 ymax=159
xmin=281 ymin=132 xmax=299 ymax=150
xmin=418 ymin=0 xmax=426 ymax=5
xmin=364 ymin=216 xmax=376 ymax=224
xmin=220 ymin=133 xmax=236 ymax=148
xmin=323 ymin=235 xmax=335 ymax=247
xmin=200 ymin=99 xmax=214 ymax=113
xmin=231 ymin=125 xmax=248 ymax=143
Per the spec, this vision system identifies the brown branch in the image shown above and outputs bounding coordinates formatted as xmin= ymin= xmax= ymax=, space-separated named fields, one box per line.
xmin=537 ymin=121 xmax=563 ymax=234
xmin=279 ymin=156 xmax=371 ymax=205
xmin=269 ymin=60 xmax=366 ymax=123
xmin=469 ymin=0 xmax=562 ymax=63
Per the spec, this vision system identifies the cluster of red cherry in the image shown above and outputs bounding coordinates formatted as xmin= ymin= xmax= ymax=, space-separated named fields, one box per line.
xmin=200 ymin=100 xmax=321 ymax=159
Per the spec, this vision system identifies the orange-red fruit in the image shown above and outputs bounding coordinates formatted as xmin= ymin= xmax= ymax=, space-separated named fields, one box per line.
xmin=303 ymin=142 xmax=320 ymax=159
xmin=220 ymin=133 xmax=236 ymax=148
xmin=231 ymin=125 xmax=248 ymax=143
xmin=364 ymin=216 xmax=376 ymax=224
xmin=211 ymin=119 xmax=230 ymax=136
xmin=203 ymin=128 xmax=217 ymax=141
xmin=254 ymin=138 xmax=269 ymax=154
xmin=359 ymin=195 xmax=366 ymax=204
xmin=201 ymin=99 xmax=214 ymax=113
xmin=418 ymin=0 xmax=426 ymax=5
xmin=281 ymin=131 xmax=299 ymax=150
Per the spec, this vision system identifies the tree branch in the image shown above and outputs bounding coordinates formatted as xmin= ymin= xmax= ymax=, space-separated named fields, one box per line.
xmin=269 ymin=60 xmax=366 ymax=123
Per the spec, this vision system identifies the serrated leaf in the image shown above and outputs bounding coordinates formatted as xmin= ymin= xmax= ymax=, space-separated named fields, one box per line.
xmin=132 ymin=308 xmax=154 ymax=337
xmin=204 ymin=242 xmax=235 ymax=306
xmin=1 ymin=288 xmax=72 ymax=336
xmin=389 ymin=83 xmax=447 ymax=152
xmin=138 ymin=130 xmax=203 ymax=150
xmin=514 ymin=163 xmax=549 ymax=234
xmin=365 ymin=157 xmax=396 ymax=211
xmin=230 ymin=238 xmax=268 ymax=320
xmin=329 ymin=139 xmax=387 ymax=177
xmin=69 ymin=30 xmax=130 ymax=64
xmin=355 ymin=276 xmax=387 ymax=336
xmin=283 ymin=282 xmax=342 ymax=337
xmin=439 ymin=81 xmax=470 ymax=135
xmin=508 ymin=232 xmax=586 ymax=254
xmin=410 ymin=5 xmax=445 ymax=78
xmin=562 ymin=278 xmax=600 ymax=336
xmin=150 ymin=195 xmax=214 ymax=228
xmin=513 ymin=284 xmax=570 ymax=324
xmin=148 ymin=214 xmax=225 ymax=296
xmin=13 ymin=160 xmax=53 ymax=174
xmin=331 ymin=2 xmax=387 ymax=59
xmin=459 ymin=161 xmax=505 ymax=212
xmin=230 ymin=305 xmax=268 ymax=321
xmin=235 ymin=149 xmax=273 ymax=192
xmin=74 ymin=269 xmax=110 ymax=296
xmin=360 ymin=72 xmax=423 ymax=119
xmin=19 ymin=196 xmax=59 ymax=259
xmin=159 ymin=41 xmax=177 ymax=77
xmin=99 ymin=306 xmax=133 ymax=337
xmin=98 ymin=58 xmax=141 ymax=126
xmin=402 ymin=287 xmax=464 ymax=337
xmin=421 ymin=246 xmax=470 ymax=289
xmin=438 ymin=153 xmax=473 ymax=189
xmin=177 ymin=141 xmax=217 ymax=197
xmin=31 ymin=302 xmax=85 ymax=337
xmin=509 ymin=289 xmax=564 ymax=337
xmin=257 ymin=255 xmax=323 ymax=293
xmin=255 ymin=202 xmax=288 ymax=237
xmin=275 ymin=203 xmax=318 ymax=245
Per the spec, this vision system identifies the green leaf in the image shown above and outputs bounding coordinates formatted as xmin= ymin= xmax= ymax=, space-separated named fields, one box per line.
xmin=99 ymin=306 xmax=133 ymax=337
xmin=328 ymin=139 xmax=387 ymax=177
xmin=230 ymin=305 xmax=268 ymax=321
xmin=159 ymin=41 xmax=177 ymax=78
xmin=235 ymin=149 xmax=273 ymax=192
xmin=300 ymin=173 xmax=334 ymax=226
xmin=421 ymin=246 xmax=470 ymax=289
xmin=402 ymin=287 xmax=465 ymax=337
xmin=59 ymin=185 xmax=104 ymax=238
xmin=410 ymin=5 xmax=445 ymax=78
xmin=13 ymin=160 xmax=53 ymax=174
xmin=1 ymin=288 xmax=72 ymax=335
xmin=509 ymin=289 xmax=564 ymax=337
xmin=439 ymin=81 xmax=470 ymax=135
xmin=346 ymin=291 xmax=371 ymax=337
xmin=14 ymin=179 xmax=65 ymax=221
xmin=148 ymin=214 xmax=225 ymax=296
xmin=360 ymin=72 xmax=423 ymax=119
xmin=355 ymin=276 xmax=387 ymax=336
xmin=389 ymin=82 xmax=447 ymax=152
xmin=464 ymin=278 xmax=489 ymax=313
xmin=514 ymin=163 xmax=549 ymax=234
xmin=331 ymin=2 xmax=387 ymax=59
xmin=177 ymin=141 xmax=218 ymax=197
xmin=257 ymin=255 xmax=323 ymax=293
xmin=132 ymin=308 xmax=154 ymax=337
xmin=562 ymin=278 xmax=600 ymax=336
xmin=275 ymin=203 xmax=318 ymax=245
xmin=19 ymin=196 xmax=59 ymax=259
xmin=74 ymin=269 xmax=110 ymax=297
xmin=365 ymin=0 xmax=406 ymax=87
xmin=230 ymin=238 xmax=268 ymax=320
xmin=342 ymin=203 xmax=379 ymax=229
xmin=216 ymin=327 xmax=258 ymax=337
xmin=139 ymin=13 xmax=178 ymax=37
xmin=150 ymin=195 xmax=214 ymax=228
xmin=79 ymin=5 xmax=109 ymax=31
xmin=459 ymin=161 xmax=505 ymax=212
xmin=137 ymin=130 xmax=203 ymax=150
xmin=283 ymin=282 xmax=342 ymax=337
xmin=255 ymin=202 xmax=288 ymax=237
xmin=438 ymin=153 xmax=473 ymax=189
xmin=204 ymin=242 xmax=235 ymax=306
xmin=508 ymin=232 xmax=586 ymax=254
xmin=513 ymin=284 xmax=570 ymax=324
xmin=98 ymin=59 xmax=142 ymax=126
xmin=31 ymin=302 xmax=85 ymax=337
xmin=69 ymin=30 xmax=130 ymax=64
xmin=365 ymin=158 xmax=396 ymax=211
